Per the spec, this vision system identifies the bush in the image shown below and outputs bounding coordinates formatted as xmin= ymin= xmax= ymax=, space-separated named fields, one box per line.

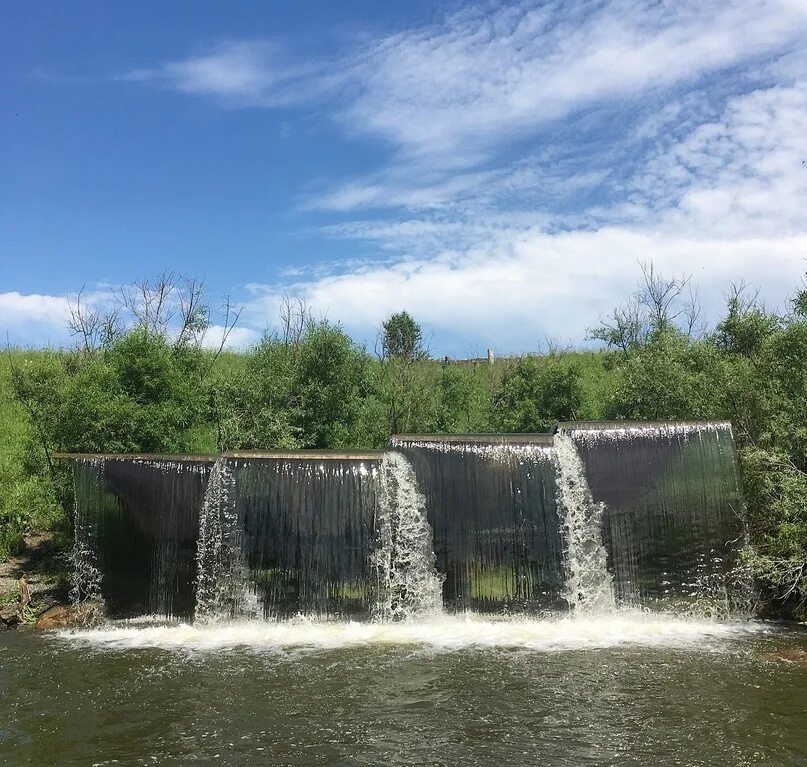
xmin=492 ymin=356 xmax=585 ymax=432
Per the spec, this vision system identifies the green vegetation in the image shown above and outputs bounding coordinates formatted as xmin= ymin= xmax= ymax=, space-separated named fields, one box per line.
xmin=2 ymin=266 xmax=806 ymax=618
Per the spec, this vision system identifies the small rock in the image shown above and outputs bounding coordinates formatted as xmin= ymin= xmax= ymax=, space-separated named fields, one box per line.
xmin=34 ymin=600 xmax=104 ymax=630
xmin=35 ymin=604 xmax=73 ymax=630
xmin=0 ymin=603 xmax=21 ymax=627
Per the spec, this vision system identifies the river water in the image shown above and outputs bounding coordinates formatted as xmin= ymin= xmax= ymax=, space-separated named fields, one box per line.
xmin=2 ymin=614 xmax=806 ymax=767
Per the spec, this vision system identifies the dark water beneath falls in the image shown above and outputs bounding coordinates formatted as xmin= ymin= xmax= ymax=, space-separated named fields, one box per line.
xmin=2 ymin=621 xmax=806 ymax=767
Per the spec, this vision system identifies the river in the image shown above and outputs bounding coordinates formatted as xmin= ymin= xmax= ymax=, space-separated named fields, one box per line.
xmin=2 ymin=614 xmax=806 ymax=766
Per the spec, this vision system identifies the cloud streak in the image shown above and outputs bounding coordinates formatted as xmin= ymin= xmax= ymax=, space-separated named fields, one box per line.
xmin=120 ymin=41 xmax=333 ymax=108
xmin=35 ymin=1 xmax=807 ymax=354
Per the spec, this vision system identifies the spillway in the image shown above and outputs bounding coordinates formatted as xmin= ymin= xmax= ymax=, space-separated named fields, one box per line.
xmin=557 ymin=421 xmax=746 ymax=611
xmin=60 ymin=420 xmax=747 ymax=622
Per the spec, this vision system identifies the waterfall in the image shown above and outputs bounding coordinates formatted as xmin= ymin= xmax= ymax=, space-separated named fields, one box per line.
xmin=372 ymin=452 xmax=444 ymax=621
xmin=553 ymin=433 xmax=615 ymax=613
xmin=63 ymin=421 xmax=745 ymax=622
xmin=194 ymin=459 xmax=257 ymax=622
xmin=70 ymin=458 xmax=105 ymax=606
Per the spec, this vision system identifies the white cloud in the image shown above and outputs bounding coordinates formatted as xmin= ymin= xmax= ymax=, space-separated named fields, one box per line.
xmin=245 ymin=227 xmax=806 ymax=353
xmin=121 ymin=41 xmax=331 ymax=107
xmin=293 ymin=0 xmax=807 ymax=214
xmin=199 ymin=325 xmax=262 ymax=350
xmin=245 ymin=73 xmax=807 ymax=353
xmin=0 ymin=292 xmax=71 ymax=328
xmin=118 ymin=1 xmax=807 ymax=226
xmin=341 ymin=0 xmax=807 ymax=159
xmin=129 ymin=2 xmax=807 ymax=157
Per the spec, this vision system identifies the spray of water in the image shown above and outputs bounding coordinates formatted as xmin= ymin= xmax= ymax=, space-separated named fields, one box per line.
xmin=553 ymin=433 xmax=615 ymax=614
xmin=194 ymin=459 xmax=259 ymax=622
xmin=372 ymin=452 xmax=444 ymax=621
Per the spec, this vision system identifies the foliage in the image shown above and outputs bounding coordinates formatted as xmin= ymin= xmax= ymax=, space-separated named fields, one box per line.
xmin=4 ymin=266 xmax=807 ymax=618
xmin=213 ymin=320 xmax=385 ymax=450
xmin=740 ymin=447 xmax=807 ymax=614
xmin=492 ymin=356 xmax=586 ymax=432
xmin=604 ymin=326 xmax=726 ymax=421
xmin=380 ymin=311 xmax=427 ymax=362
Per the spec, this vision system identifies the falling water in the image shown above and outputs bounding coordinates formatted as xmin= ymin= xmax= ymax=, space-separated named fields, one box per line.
xmin=372 ymin=452 xmax=444 ymax=621
xmin=194 ymin=459 xmax=257 ymax=622
xmin=70 ymin=458 xmax=105 ymax=606
xmin=564 ymin=421 xmax=746 ymax=611
xmin=553 ymin=433 xmax=615 ymax=613
xmin=63 ymin=421 xmax=746 ymax=623
xmin=392 ymin=436 xmax=565 ymax=612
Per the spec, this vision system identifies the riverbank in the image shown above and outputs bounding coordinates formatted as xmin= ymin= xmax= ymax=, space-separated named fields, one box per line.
xmin=0 ymin=532 xmax=70 ymax=630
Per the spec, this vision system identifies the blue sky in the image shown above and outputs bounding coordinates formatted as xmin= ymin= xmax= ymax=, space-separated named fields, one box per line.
xmin=2 ymin=0 xmax=806 ymax=355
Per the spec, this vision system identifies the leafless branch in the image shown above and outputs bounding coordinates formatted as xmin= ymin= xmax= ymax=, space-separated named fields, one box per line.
xmin=278 ymin=292 xmax=310 ymax=346
xmin=682 ymin=284 xmax=706 ymax=338
xmin=637 ymin=260 xmax=691 ymax=328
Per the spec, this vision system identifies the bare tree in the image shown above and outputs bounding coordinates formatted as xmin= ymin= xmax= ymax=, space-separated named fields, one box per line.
xmin=201 ymin=294 xmax=243 ymax=378
xmin=588 ymin=298 xmax=646 ymax=356
xmin=278 ymin=292 xmax=311 ymax=346
xmin=115 ymin=269 xmax=178 ymax=336
xmin=682 ymin=284 xmax=705 ymax=338
xmin=67 ymin=286 xmax=121 ymax=354
xmin=66 ymin=271 xmax=245 ymax=373
xmin=176 ymin=276 xmax=209 ymax=348
xmin=636 ymin=260 xmax=692 ymax=330
xmin=589 ymin=260 xmax=705 ymax=353
xmin=725 ymin=279 xmax=762 ymax=317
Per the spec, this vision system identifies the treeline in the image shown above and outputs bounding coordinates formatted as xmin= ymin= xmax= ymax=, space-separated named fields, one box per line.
xmin=2 ymin=266 xmax=806 ymax=617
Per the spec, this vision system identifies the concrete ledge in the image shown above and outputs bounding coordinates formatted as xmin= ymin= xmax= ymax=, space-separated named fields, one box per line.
xmin=53 ymin=451 xmax=385 ymax=461
xmin=224 ymin=451 xmax=385 ymax=460
xmin=391 ymin=433 xmax=555 ymax=445
xmin=52 ymin=453 xmax=218 ymax=462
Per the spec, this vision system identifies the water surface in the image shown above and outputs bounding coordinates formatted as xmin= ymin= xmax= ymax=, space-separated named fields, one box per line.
xmin=2 ymin=616 xmax=806 ymax=766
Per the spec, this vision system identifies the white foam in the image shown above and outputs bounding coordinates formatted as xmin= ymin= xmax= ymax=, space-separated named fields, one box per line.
xmin=373 ymin=452 xmax=444 ymax=621
xmin=55 ymin=612 xmax=762 ymax=654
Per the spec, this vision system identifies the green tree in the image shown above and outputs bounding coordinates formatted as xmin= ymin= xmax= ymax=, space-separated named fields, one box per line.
xmin=435 ymin=364 xmax=475 ymax=432
xmin=492 ymin=356 xmax=585 ymax=432
xmin=605 ymin=326 xmax=726 ymax=421
xmin=380 ymin=311 xmax=427 ymax=361
xmin=214 ymin=319 xmax=385 ymax=450
xmin=377 ymin=312 xmax=433 ymax=434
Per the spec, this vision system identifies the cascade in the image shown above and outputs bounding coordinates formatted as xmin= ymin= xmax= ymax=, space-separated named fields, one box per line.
xmin=552 ymin=433 xmax=615 ymax=613
xmin=69 ymin=456 xmax=209 ymax=619
xmin=562 ymin=421 xmax=745 ymax=610
xmin=194 ymin=459 xmax=257 ymax=622
xmin=391 ymin=435 xmax=565 ymax=612
xmin=70 ymin=458 xmax=105 ymax=606
xmin=233 ymin=456 xmax=379 ymax=619
xmin=62 ymin=420 xmax=746 ymax=622
xmin=372 ymin=452 xmax=443 ymax=621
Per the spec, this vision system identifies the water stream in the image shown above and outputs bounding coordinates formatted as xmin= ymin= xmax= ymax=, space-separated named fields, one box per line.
xmin=194 ymin=459 xmax=257 ymax=622
xmin=552 ymin=433 xmax=615 ymax=613
xmin=372 ymin=452 xmax=444 ymax=621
